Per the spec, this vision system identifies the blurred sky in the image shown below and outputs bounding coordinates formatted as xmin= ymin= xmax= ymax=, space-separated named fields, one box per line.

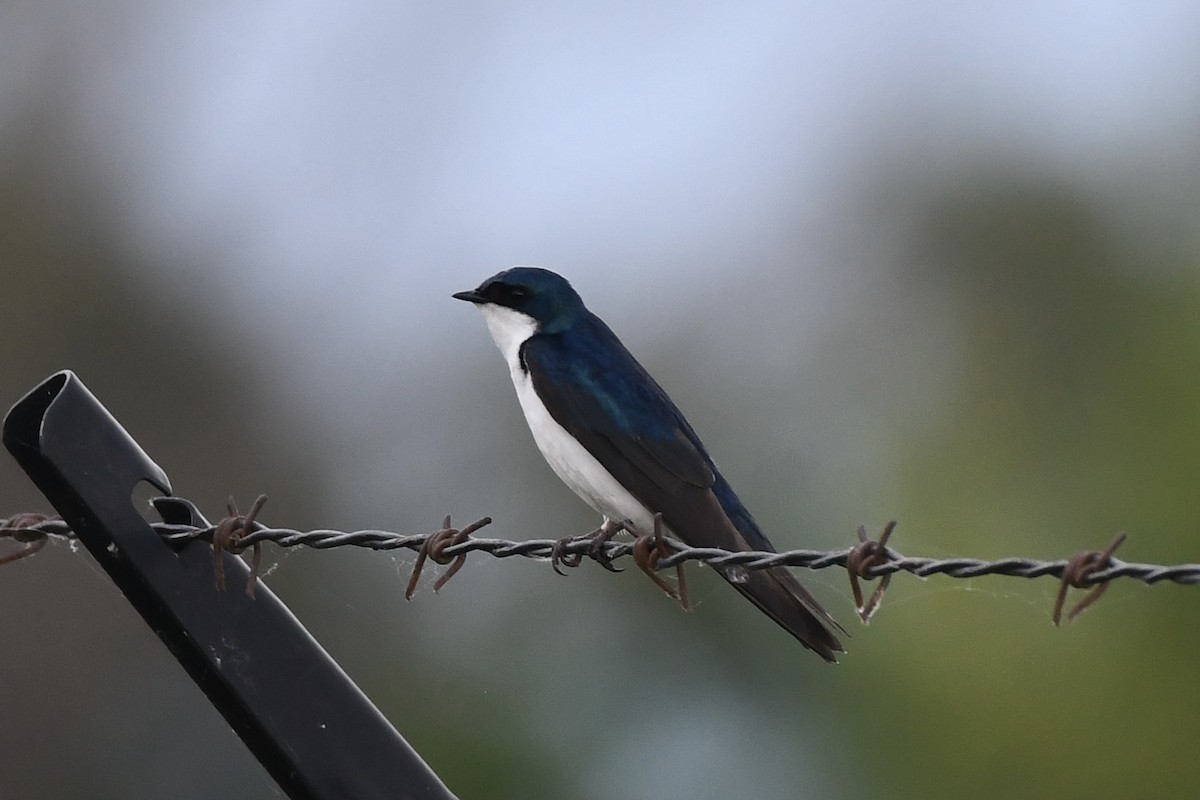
xmin=3 ymin=3 xmax=1200 ymax=799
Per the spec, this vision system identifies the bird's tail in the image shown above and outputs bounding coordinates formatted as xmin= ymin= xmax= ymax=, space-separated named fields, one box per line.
xmin=722 ymin=565 xmax=846 ymax=662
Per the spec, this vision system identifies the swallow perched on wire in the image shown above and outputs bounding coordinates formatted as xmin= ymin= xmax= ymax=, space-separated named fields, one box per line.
xmin=454 ymin=267 xmax=845 ymax=661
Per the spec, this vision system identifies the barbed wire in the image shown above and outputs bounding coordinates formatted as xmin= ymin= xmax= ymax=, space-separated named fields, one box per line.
xmin=5 ymin=515 xmax=1196 ymax=584
xmin=3 ymin=504 xmax=1198 ymax=623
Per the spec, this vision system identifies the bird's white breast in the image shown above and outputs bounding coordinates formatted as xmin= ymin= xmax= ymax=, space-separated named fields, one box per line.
xmin=476 ymin=303 xmax=655 ymax=532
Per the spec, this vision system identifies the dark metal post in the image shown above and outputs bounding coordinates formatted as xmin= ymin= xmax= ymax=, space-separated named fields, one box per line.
xmin=3 ymin=371 xmax=458 ymax=800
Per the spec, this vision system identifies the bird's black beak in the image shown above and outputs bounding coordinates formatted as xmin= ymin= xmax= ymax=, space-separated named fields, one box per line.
xmin=452 ymin=289 xmax=485 ymax=303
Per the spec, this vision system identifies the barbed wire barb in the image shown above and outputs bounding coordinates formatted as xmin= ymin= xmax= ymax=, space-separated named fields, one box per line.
xmin=1051 ymin=531 xmax=1128 ymax=625
xmin=846 ymin=521 xmax=896 ymax=623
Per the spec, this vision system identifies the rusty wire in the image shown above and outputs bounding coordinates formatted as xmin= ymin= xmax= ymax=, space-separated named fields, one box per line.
xmin=0 ymin=478 xmax=1195 ymax=628
xmin=3 ymin=511 xmax=1197 ymax=589
xmin=4 ymin=503 xmax=1197 ymax=623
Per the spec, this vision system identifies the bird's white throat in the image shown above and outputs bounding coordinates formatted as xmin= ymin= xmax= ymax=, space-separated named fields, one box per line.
xmin=477 ymin=303 xmax=538 ymax=368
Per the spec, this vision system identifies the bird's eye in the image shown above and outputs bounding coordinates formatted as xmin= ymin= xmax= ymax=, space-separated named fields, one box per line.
xmin=507 ymin=286 xmax=528 ymax=301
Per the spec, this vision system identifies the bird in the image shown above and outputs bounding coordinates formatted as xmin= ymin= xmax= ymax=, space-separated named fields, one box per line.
xmin=453 ymin=267 xmax=845 ymax=661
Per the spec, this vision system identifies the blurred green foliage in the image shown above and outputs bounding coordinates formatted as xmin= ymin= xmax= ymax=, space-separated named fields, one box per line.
xmin=833 ymin=170 xmax=1200 ymax=800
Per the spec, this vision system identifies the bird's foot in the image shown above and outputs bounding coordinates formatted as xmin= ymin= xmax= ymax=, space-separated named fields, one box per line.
xmin=550 ymin=520 xmax=625 ymax=575
xmin=630 ymin=513 xmax=690 ymax=610
xmin=587 ymin=520 xmax=627 ymax=572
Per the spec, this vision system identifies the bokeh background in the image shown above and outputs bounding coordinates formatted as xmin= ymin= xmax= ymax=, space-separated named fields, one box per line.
xmin=3 ymin=3 xmax=1199 ymax=798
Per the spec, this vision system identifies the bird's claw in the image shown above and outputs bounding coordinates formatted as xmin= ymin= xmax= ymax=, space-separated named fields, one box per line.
xmin=551 ymin=521 xmax=626 ymax=574
xmin=550 ymin=538 xmax=584 ymax=575
xmin=588 ymin=520 xmax=626 ymax=572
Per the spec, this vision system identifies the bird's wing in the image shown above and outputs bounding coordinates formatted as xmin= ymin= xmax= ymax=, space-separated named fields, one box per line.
xmin=521 ymin=321 xmax=720 ymax=521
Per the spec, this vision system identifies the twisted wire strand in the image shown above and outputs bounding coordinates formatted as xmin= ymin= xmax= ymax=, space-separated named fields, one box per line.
xmin=4 ymin=517 xmax=1198 ymax=587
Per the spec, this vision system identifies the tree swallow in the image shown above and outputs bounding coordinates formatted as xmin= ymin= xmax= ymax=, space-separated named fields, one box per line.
xmin=454 ymin=267 xmax=845 ymax=661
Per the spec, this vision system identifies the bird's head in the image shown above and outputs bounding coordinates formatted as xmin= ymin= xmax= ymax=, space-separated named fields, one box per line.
xmin=454 ymin=267 xmax=586 ymax=354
